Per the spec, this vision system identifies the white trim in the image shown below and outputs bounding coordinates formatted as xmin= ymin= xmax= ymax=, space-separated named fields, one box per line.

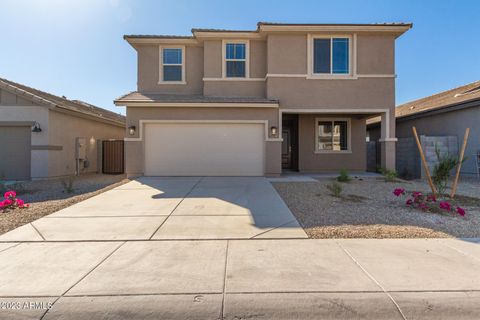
xmin=353 ymin=33 xmax=358 ymax=76
xmin=265 ymin=73 xmax=395 ymax=79
xmin=203 ymin=77 xmax=265 ymax=81
xmin=279 ymin=108 xmax=393 ymax=140
xmin=314 ymin=117 xmax=352 ymax=153
xmin=222 ymin=40 xmax=250 ymax=79
xmin=308 ymin=34 xmax=355 ymax=79
xmin=117 ymin=102 xmax=278 ymax=108
xmin=159 ymin=45 xmax=186 ymax=84
xmin=267 ymin=73 xmax=306 ymax=78
xmin=306 ymin=74 xmax=358 ymax=80
xmin=124 ymin=119 xmax=281 ymax=142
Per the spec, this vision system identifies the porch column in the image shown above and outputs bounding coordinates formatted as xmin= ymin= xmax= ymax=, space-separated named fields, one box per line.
xmin=379 ymin=111 xmax=397 ymax=171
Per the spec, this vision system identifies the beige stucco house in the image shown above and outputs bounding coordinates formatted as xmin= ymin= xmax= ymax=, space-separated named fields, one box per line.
xmin=115 ymin=22 xmax=411 ymax=177
xmin=0 ymin=78 xmax=125 ymax=180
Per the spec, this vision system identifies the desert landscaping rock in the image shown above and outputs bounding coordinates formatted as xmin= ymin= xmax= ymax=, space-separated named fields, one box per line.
xmin=273 ymin=177 xmax=480 ymax=238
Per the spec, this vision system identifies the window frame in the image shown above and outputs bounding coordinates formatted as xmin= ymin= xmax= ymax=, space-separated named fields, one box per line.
xmin=222 ymin=40 xmax=250 ymax=79
xmin=314 ymin=117 xmax=352 ymax=153
xmin=308 ymin=34 xmax=355 ymax=79
xmin=159 ymin=45 xmax=186 ymax=84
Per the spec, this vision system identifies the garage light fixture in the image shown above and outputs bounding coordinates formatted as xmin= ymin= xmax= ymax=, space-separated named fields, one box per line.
xmin=31 ymin=122 xmax=42 ymax=133
xmin=270 ymin=126 xmax=277 ymax=136
xmin=128 ymin=125 xmax=136 ymax=135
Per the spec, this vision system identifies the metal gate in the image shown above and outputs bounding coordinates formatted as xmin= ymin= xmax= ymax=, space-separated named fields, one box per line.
xmin=366 ymin=141 xmax=380 ymax=172
xmin=102 ymin=140 xmax=124 ymax=174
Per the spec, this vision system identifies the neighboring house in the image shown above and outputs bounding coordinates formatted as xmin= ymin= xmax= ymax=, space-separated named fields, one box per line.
xmin=368 ymin=81 xmax=480 ymax=177
xmin=115 ymin=22 xmax=411 ymax=177
xmin=0 ymin=78 xmax=126 ymax=180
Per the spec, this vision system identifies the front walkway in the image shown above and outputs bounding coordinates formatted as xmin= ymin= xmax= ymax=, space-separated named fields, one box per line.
xmin=1 ymin=238 xmax=480 ymax=319
xmin=0 ymin=177 xmax=307 ymax=241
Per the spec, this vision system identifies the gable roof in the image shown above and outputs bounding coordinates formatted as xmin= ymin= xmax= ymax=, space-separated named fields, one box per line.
xmin=367 ymin=80 xmax=480 ymax=126
xmin=0 ymin=77 xmax=125 ymax=126
xmin=395 ymin=80 xmax=480 ymax=118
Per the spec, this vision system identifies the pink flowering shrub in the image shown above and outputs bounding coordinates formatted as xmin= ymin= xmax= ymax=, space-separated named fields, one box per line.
xmin=393 ymin=188 xmax=466 ymax=217
xmin=0 ymin=190 xmax=29 ymax=212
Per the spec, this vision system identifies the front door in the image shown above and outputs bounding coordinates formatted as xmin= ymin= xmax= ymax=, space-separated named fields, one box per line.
xmin=282 ymin=128 xmax=292 ymax=169
xmin=281 ymin=115 xmax=298 ymax=171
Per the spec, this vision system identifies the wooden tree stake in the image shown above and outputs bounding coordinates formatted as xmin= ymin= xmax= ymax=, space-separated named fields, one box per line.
xmin=412 ymin=127 xmax=438 ymax=197
xmin=450 ymin=128 xmax=470 ymax=198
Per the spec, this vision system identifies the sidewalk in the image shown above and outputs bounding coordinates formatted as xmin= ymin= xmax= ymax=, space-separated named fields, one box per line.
xmin=1 ymin=238 xmax=480 ymax=319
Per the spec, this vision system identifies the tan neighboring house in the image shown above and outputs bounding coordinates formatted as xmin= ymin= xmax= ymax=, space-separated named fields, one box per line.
xmin=0 ymin=78 xmax=126 ymax=180
xmin=115 ymin=22 xmax=411 ymax=177
xmin=368 ymin=80 xmax=480 ymax=177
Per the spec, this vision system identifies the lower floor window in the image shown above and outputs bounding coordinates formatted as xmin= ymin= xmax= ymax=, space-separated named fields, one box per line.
xmin=316 ymin=119 xmax=349 ymax=151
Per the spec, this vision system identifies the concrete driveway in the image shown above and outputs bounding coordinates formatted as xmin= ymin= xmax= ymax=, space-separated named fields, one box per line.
xmin=0 ymin=177 xmax=307 ymax=241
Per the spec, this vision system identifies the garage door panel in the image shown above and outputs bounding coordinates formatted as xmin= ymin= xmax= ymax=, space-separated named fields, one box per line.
xmin=144 ymin=123 xmax=264 ymax=176
xmin=0 ymin=126 xmax=31 ymax=180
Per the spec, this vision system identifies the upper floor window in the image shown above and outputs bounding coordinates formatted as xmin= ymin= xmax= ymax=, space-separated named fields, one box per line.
xmin=223 ymin=41 xmax=249 ymax=78
xmin=160 ymin=46 xmax=185 ymax=83
xmin=313 ymin=37 xmax=350 ymax=75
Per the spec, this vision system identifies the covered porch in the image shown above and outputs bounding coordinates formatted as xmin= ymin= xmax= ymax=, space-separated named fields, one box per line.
xmin=278 ymin=109 xmax=396 ymax=173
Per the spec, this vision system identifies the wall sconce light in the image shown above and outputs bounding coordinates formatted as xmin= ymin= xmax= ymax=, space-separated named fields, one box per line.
xmin=270 ymin=126 xmax=278 ymax=136
xmin=31 ymin=122 xmax=42 ymax=133
xmin=128 ymin=125 xmax=136 ymax=135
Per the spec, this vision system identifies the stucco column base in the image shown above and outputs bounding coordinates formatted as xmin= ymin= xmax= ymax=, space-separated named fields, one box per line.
xmin=125 ymin=141 xmax=144 ymax=177
xmin=265 ymin=141 xmax=282 ymax=176
xmin=379 ymin=140 xmax=396 ymax=171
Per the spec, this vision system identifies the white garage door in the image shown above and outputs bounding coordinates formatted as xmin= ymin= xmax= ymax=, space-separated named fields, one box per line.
xmin=144 ymin=123 xmax=265 ymax=176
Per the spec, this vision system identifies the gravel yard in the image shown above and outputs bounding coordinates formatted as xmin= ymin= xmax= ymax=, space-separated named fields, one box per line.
xmin=273 ymin=177 xmax=480 ymax=238
xmin=0 ymin=174 xmax=128 ymax=235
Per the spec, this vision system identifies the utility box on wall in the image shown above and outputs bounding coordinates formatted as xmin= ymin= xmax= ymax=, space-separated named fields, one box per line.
xmin=75 ymin=137 xmax=87 ymax=160
xmin=75 ymin=137 xmax=87 ymax=175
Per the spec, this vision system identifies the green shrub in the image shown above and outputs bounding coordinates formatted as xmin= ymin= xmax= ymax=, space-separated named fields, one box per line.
xmin=60 ymin=175 xmax=76 ymax=193
xmin=337 ymin=169 xmax=351 ymax=183
xmin=432 ymin=145 xmax=465 ymax=195
xmin=380 ymin=168 xmax=398 ymax=182
xmin=326 ymin=182 xmax=343 ymax=197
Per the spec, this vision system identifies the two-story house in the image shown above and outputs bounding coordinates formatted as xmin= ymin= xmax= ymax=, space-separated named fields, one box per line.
xmin=115 ymin=22 xmax=411 ymax=177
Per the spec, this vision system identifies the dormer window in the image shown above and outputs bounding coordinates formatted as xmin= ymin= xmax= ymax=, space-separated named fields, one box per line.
xmin=159 ymin=46 xmax=185 ymax=83
xmin=223 ymin=41 xmax=249 ymax=78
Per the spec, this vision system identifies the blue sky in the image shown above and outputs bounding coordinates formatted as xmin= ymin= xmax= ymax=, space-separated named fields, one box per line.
xmin=1 ymin=0 xmax=479 ymax=115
